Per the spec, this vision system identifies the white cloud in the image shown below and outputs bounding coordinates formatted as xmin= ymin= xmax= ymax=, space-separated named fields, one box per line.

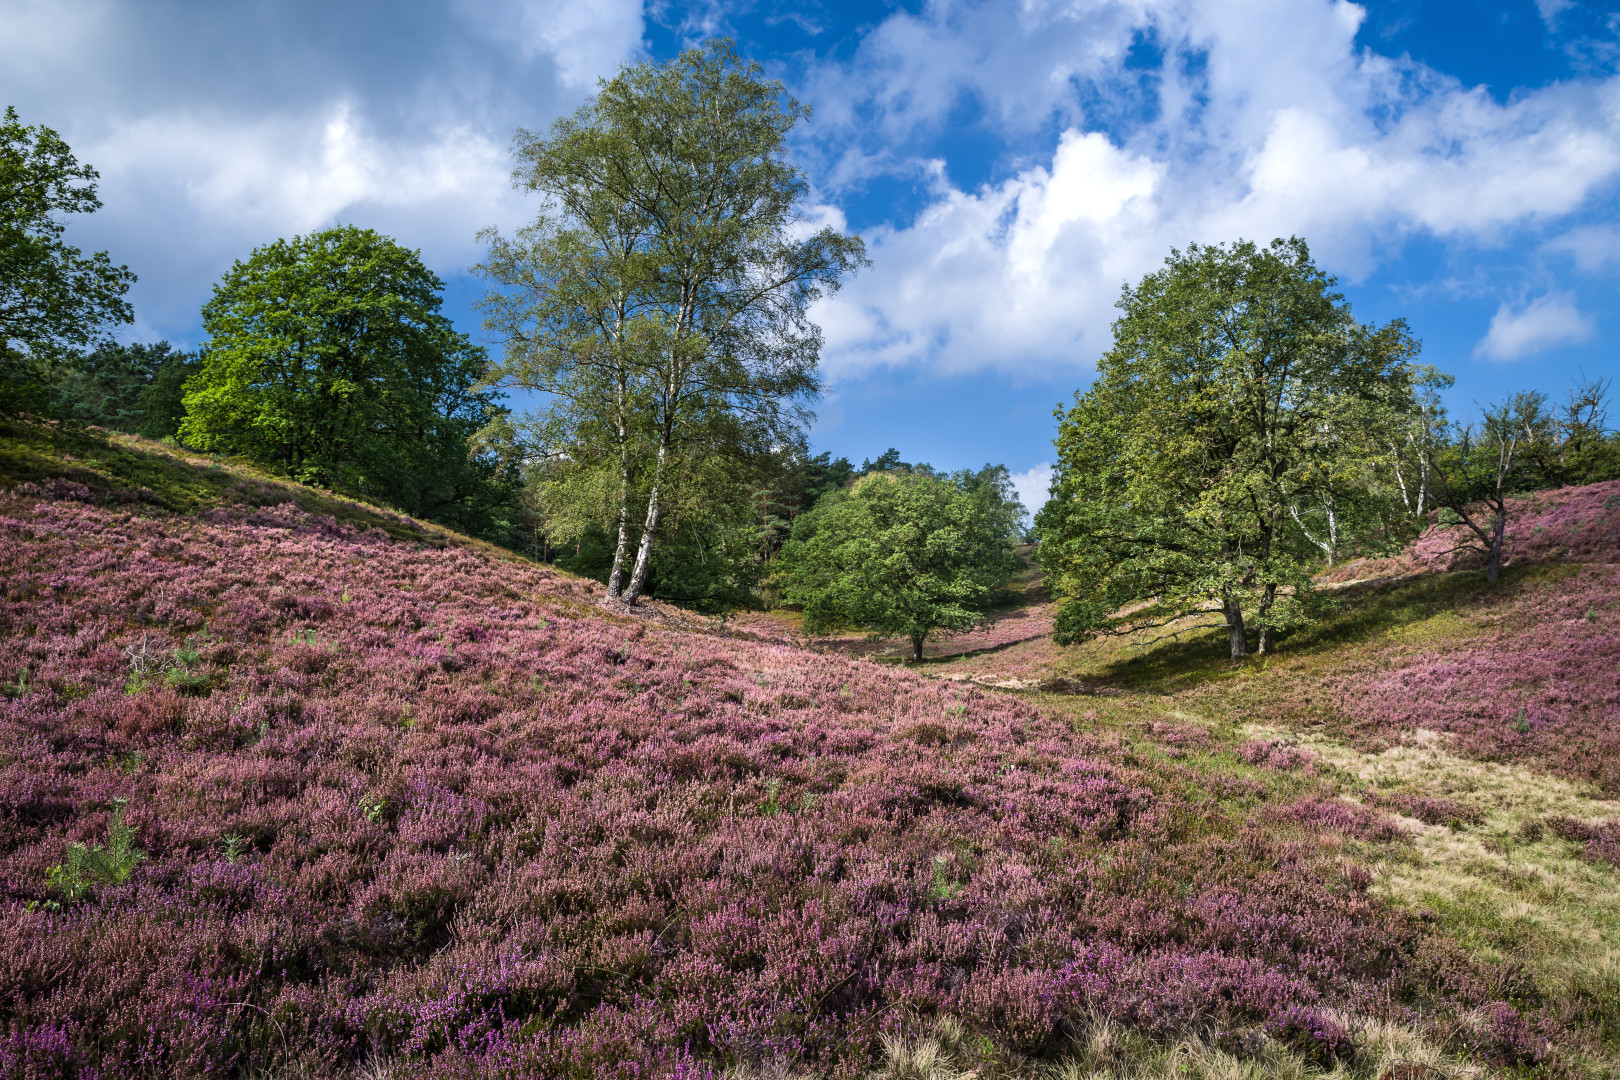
xmin=1545 ymin=225 xmax=1620 ymax=271
xmin=1009 ymin=462 xmax=1054 ymax=522
xmin=807 ymin=0 xmax=1620 ymax=377
xmin=1536 ymin=0 xmax=1575 ymax=28
xmin=0 ymin=0 xmax=647 ymax=341
xmin=454 ymin=0 xmax=645 ymax=88
xmin=816 ymin=130 xmax=1164 ymax=376
xmin=1474 ymin=292 xmax=1596 ymax=361
xmin=93 ymin=106 xmax=512 ymax=238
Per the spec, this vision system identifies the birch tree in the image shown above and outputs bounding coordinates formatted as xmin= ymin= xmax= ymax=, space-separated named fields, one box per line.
xmin=1386 ymin=364 xmax=1452 ymax=522
xmin=478 ymin=40 xmax=866 ymax=605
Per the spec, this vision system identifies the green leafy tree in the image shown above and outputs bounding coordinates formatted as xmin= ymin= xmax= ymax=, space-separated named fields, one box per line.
xmin=1382 ymin=364 xmax=1453 ymax=524
xmin=182 ymin=226 xmax=516 ymax=534
xmin=1036 ymin=237 xmax=1417 ymax=660
xmin=135 ymin=346 xmax=202 ymax=439
xmin=478 ymin=40 xmax=866 ymax=606
xmin=957 ymin=462 xmax=1029 ymax=544
xmin=779 ymin=471 xmax=1019 ymax=661
xmin=1 ymin=106 xmax=136 ymax=413
xmin=1426 ymin=391 xmax=1554 ymax=582
xmin=1527 ymin=374 xmax=1620 ymax=487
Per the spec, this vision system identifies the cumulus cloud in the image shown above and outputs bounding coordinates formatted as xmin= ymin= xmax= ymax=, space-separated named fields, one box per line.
xmin=806 ymin=0 xmax=1620 ymax=377
xmin=1474 ymin=293 xmax=1596 ymax=361
xmin=1009 ymin=462 xmax=1054 ymax=523
xmin=1545 ymin=225 xmax=1620 ymax=271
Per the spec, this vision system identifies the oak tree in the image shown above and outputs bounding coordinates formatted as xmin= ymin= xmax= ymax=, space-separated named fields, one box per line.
xmin=0 ymin=107 xmax=135 ymax=413
xmin=182 ymin=226 xmax=509 ymax=529
xmin=779 ymin=471 xmax=1018 ymax=661
xmin=1036 ymin=238 xmax=1416 ymax=659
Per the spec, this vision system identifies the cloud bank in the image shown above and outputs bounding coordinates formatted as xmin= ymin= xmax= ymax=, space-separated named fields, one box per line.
xmin=0 ymin=0 xmax=647 ymax=342
xmin=803 ymin=0 xmax=1620 ymax=378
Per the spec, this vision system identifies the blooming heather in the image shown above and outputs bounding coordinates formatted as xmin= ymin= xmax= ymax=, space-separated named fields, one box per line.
xmin=0 ymin=492 xmax=1508 ymax=1076
xmin=1321 ymin=481 xmax=1620 ymax=791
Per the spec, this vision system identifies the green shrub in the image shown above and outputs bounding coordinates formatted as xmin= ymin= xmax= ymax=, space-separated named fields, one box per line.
xmin=46 ymin=800 xmax=145 ymax=901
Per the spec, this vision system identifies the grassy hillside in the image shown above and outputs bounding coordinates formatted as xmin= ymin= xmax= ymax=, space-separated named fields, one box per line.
xmin=0 ymin=422 xmax=1615 ymax=1078
xmin=930 ymin=480 xmax=1620 ymax=1078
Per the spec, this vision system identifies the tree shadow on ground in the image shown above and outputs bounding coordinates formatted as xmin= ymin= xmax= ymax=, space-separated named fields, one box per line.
xmin=1081 ymin=565 xmax=1557 ymax=694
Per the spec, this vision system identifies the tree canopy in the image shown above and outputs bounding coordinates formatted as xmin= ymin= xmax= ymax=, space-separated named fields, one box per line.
xmin=181 ymin=225 xmax=518 ymax=536
xmin=477 ymin=39 xmax=866 ymax=606
xmin=779 ymin=470 xmax=1020 ymax=661
xmin=1036 ymin=237 xmax=1418 ymax=659
xmin=45 ymin=340 xmax=195 ymax=437
xmin=0 ymin=106 xmax=135 ymax=414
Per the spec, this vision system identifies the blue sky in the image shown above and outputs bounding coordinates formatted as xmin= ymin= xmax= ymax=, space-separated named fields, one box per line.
xmin=4 ymin=0 xmax=1618 ymax=513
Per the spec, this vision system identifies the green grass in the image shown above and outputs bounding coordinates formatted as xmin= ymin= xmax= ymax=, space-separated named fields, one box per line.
xmin=927 ymin=543 xmax=1620 ymax=1076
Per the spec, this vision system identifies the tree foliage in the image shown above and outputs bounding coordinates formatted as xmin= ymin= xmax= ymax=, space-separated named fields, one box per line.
xmin=0 ymin=106 xmax=135 ymax=413
xmin=1425 ymin=391 xmax=1555 ymax=582
xmin=478 ymin=40 xmax=866 ymax=605
xmin=46 ymin=340 xmax=196 ymax=436
xmin=779 ymin=470 xmax=1019 ymax=661
xmin=1036 ymin=238 xmax=1417 ymax=659
xmin=182 ymin=226 xmax=520 ymax=539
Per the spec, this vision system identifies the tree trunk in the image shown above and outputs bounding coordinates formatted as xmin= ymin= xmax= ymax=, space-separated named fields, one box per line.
xmin=1256 ymin=583 xmax=1277 ymax=655
xmin=1486 ymin=501 xmax=1506 ymax=582
xmin=1222 ymin=596 xmax=1247 ymax=660
xmin=1390 ymin=442 xmax=1412 ymax=516
xmin=621 ymin=441 xmax=667 ymax=605
xmin=911 ymin=635 xmax=924 ymax=663
xmin=1416 ymin=451 xmax=1430 ymax=520
xmin=605 ymin=495 xmax=633 ymax=597
xmin=604 ymin=377 xmax=633 ymax=598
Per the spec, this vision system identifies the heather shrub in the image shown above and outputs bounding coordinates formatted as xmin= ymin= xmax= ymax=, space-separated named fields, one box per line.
xmin=1235 ymin=738 xmax=1316 ymax=773
xmin=1544 ymin=815 xmax=1620 ymax=867
xmin=1469 ymin=1003 xmax=1551 ymax=1068
xmin=1260 ymin=798 xmax=1408 ymax=842
xmin=1365 ymin=792 xmax=1483 ymax=829
xmin=1145 ymin=721 xmax=1210 ymax=758
xmin=1263 ymin=1006 xmax=1354 ymax=1066
xmin=0 ymin=488 xmax=1517 ymax=1075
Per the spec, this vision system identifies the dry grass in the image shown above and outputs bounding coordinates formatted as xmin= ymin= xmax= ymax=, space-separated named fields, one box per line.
xmin=726 ymin=1013 xmax=1492 ymax=1080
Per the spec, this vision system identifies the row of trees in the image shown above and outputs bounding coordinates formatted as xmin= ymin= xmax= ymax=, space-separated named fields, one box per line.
xmin=1 ymin=107 xmax=529 ymax=548
xmin=5 ymin=59 xmax=1030 ymax=640
xmin=18 ymin=51 xmax=1610 ymax=663
xmin=1035 ymin=238 xmax=1619 ymax=660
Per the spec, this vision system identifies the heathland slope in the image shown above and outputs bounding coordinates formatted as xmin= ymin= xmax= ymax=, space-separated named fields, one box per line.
xmin=0 ymin=427 xmax=1613 ymax=1078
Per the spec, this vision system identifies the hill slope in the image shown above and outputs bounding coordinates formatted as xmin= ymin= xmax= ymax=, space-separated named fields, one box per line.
xmin=0 ymin=425 xmax=1610 ymax=1078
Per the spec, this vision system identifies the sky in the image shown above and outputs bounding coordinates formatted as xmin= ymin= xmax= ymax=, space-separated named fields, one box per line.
xmin=5 ymin=0 xmax=1619 ymax=517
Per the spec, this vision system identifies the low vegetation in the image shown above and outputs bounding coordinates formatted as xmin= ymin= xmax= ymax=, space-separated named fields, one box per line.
xmin=6 ymin=33 xmax=1620 ymax=1080
xmin=2 ymin=422 xmax=1615 ymax=1078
